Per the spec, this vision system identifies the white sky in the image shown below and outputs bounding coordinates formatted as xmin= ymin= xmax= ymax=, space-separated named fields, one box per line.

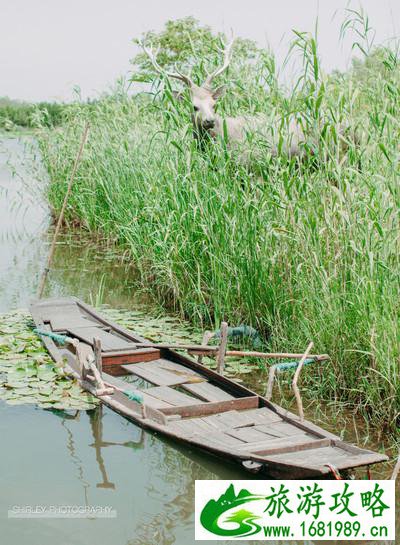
xmin=1 ymin=0 xmax=399 ymax=102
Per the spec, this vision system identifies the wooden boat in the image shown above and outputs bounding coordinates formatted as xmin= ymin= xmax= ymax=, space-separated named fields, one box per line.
xmin=30 ymin=297 xmax=388 ymax=479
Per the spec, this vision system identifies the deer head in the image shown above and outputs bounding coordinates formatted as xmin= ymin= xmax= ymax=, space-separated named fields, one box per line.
xmin=141 ymin=38 xmax=234 ymax=131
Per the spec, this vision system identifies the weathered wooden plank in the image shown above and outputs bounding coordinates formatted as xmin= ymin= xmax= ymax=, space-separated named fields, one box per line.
xmin=102 ymin=373 xmax=173 ymax=409
xmin=265 ymin=421 xmax=303 ymax=437
xmin=103 ymin=349 xmax=160 ymax=369
xmin=265 ymin=446 xmax=387 ymax=469
xmin=101 ymin=389 xmax=168 ymax=426
xmin=42 ymin=307 xmax=85 ymax=325
xmin=252 ymin=424 xmax=287 ymax=438
xmin=255 ymin=438 xmax=331 ymax=456
xmin=145 ymin=386 xmax=204 ymax=407
xmin=182 ymin=418 xmax=220 ymax=434
xmin=202 ymin=430 xmax=245 ymax=447
xmin=50 ymin=316 xmax=98 ymax=331
xmin=67 ymin=327 xmax=135 ymax=351
xmin=265 ymin=446 xmax=348 ymax=466
xmin=182 ymin=382 xmax=234 ymax=402
xmin=40 ymin=304 xmax=83 ymax=318
xmin=155 ymin=359 xmax=202 ymax=378
xmin=152 ymin=360 xmax=204 ymax=384
xmin=274 ymin=405 xmax=341 ymax=440
xmin=236 ymin=433 xmax=312 ymax=452
xmin=225 ymin=426 xmax=272 ymax=443
xmin=238 ymin=408 xmax=283 ymax=426
xmin=166 ymin=419 xmax=215 ymax=437
xmin=333 ymin=452 xmax=390 ymax=469
xmin=293 ymin=446 xmax=347 ymax=462
xmin=122 ymin=362 xmax=194 ymax=387
xmin=190 ymin=433 xmax=242 ymax=454
xmin=203 ymin=410 xmax=256 ymax=430
xmin=160 ymin=396 xmax=259 ymax=418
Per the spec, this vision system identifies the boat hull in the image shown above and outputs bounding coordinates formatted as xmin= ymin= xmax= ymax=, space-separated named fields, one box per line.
xmin=30 ymin=297 xmax=388 ymax=479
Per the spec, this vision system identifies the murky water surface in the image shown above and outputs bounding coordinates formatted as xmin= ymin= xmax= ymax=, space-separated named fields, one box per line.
xmin=0 ymin=135 xmax=397 ymax=545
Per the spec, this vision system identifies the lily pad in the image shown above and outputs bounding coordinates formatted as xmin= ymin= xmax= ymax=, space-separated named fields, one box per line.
xmin=0 ymin=309 xmax=100 ymax=411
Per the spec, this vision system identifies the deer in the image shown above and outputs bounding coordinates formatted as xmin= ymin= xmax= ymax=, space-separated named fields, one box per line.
xmin=140 ymin=39 xmax=357 ymax=164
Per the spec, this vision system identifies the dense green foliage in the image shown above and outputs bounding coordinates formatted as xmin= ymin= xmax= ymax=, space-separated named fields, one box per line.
xmin=0 ymin=97 xmax=67 ymax=129
xmin=38 ymin=17 xmax=399 ymax=428
xmin=131 ymin=17 xmax=258 ymax=84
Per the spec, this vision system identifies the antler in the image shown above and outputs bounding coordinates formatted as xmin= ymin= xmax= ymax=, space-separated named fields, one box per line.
xmin=140 ymin=40 xmax=194 ymax=87
xmin=204 ymin=38 xmax=235 ymax=87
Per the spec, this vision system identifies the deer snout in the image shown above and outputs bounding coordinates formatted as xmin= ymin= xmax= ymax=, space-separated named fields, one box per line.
xmin=202 ymin=119 xmax=215 ymax=129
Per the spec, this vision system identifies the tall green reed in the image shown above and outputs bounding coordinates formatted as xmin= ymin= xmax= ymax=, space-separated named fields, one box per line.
xmin=38 ymin=19 xmax=399 ymax=428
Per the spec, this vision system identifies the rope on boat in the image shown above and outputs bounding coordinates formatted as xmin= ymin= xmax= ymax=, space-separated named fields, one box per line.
xmin=324 ymin=463 xmax=342 ymax=480
xmin=265 ymin=357 xmax=319 ymax=400
xmin=35 ymin=329 xmax=144 ymax=404
xmin=274 ymin=358 xmax=315 ymax=371
xmin=123 ymin=391 xmax=143 ymax=404
xmin=33 ymin=328 xmax=74 ymax=345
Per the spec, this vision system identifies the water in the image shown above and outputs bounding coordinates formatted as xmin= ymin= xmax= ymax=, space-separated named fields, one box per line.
xmin=0 ymin=134 xmax=397 ymax=545
xmin=0 ymin=137 xmax=49 ymax=311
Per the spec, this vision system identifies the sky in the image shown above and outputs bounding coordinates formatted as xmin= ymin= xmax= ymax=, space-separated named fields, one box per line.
xmin=1 ymin=0 xmax=399 ymax=102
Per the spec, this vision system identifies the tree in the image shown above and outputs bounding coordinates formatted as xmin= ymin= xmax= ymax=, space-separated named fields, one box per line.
xmin=130 ymin=17 xmax=258 ymax=85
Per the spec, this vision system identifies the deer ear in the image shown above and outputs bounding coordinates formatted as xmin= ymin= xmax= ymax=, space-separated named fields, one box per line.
xmin=212 ymin=85 xmax=227 ymax=100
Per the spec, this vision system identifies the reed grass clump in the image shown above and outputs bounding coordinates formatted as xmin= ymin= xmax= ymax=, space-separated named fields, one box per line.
xmin=38 ymin=18 xmax=399 ymax=428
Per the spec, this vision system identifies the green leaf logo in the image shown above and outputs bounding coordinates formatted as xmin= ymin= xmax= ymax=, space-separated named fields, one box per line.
xmin=200 ymin=483 xmax=266 ymax=537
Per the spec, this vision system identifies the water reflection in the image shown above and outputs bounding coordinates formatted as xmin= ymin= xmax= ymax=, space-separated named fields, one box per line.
xmin=0 ymin=134 xmax=148 ymax=310
xmin=0 ymin=136 xmax=49 ymax=311
xmin=61 ymin=415 xmax=91 ymax=506
xmin=89 ymin=405 xmax=145 ymax=490
xmin=44 ymin=233 xmax=145 ymax=309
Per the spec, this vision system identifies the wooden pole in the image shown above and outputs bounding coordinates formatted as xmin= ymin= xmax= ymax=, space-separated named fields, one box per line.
xmin=391 ymin=455 xmax=400 ymax=480
xmin=265 ymin=364 xmax=278 ymax=401
xmin=37 ymin=122 xmax=90 ymax=298
xmin=216 ymin=322 xmax=228 ymax=375
xmin=196 ymin=330 xmax=214 ymax=365
xmin=292 ymin=341 xmax=314 ymax=422
xmin=93 ymin=337 xmax=102 ymax=374
xmin=113 ymin=342 xmax=329 ymax=361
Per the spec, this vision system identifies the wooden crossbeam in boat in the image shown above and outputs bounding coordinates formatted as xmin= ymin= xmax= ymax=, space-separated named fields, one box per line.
xmin=160 ymin=396 xmax=259 ymax=418
xmin=102 ymin=349 xmax=161 ymax=370
xmin=254 ymin=438 xmax=331 ymax=456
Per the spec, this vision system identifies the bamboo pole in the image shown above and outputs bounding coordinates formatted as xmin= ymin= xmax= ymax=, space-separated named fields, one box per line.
xmin=216 ymin=322 xmax=228 ymax=374
xmin=292 ymin=341 xmax=314 ymax=422
xmin=37 ymin=123 xmax=90 ymax=298
xmin=223 ymin=350 xmax=327 ymax=360
xmin=265 ymin=364 xmax=278 ymax=401
xmin=196 ymin=330 xmax=214 ymax=364
xmin=391 ymin=455 xmax=400 ymax=480
xmin=111 ymin=342 xmax=329 ymax=361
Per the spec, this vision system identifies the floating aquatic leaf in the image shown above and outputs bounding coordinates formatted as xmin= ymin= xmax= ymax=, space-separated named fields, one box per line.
xmin=0 ymin=309 xmax=100 ymax=411
xmin=0 ymin=306 xmax=257 ymax=412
